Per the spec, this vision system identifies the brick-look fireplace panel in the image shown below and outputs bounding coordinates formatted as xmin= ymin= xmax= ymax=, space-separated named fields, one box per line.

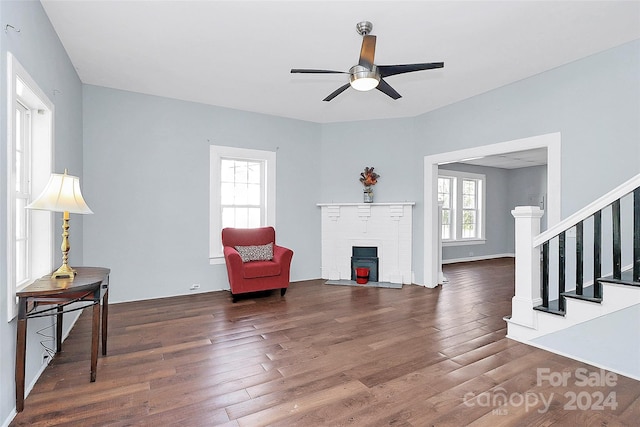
xmin=318 ymin=202 xmax=414 ymax=284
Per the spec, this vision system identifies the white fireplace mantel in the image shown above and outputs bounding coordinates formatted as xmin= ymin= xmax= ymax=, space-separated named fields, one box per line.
xmin=317 ymin=202 xmax=414 ymax=284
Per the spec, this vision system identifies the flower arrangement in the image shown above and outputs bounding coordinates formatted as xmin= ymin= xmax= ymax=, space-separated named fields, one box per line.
xmin=359 ymin=166 xmax=380 ymax=187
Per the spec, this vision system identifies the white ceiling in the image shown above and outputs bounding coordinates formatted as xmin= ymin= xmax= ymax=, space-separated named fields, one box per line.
xmin=453 ymin=147 xmax=548 ymax=169
xmin=41 ymin=1 xmax=640 ymax=124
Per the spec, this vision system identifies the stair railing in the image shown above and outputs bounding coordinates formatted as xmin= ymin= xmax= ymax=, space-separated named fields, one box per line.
xmin=510 ymin=173 xmax=640 ymax=326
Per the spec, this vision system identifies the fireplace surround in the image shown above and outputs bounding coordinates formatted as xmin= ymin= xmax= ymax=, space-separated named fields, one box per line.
xmin=318 ymin=202 xmax=414 ymax=284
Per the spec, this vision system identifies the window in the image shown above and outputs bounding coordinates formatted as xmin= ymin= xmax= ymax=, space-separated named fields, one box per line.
xmin=437 ymin=170 xmax=485 ymax=244
xmin=221 ymin=159 xmax=263 ymax=229
xmin=6 ymin=53 xmax=54 ymax=320
xmin=210 ymin=146 xmax=275 ymax=263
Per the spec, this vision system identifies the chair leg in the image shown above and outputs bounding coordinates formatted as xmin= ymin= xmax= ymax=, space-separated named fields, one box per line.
xmin=280 ymin=288 xmax=287 ymax=297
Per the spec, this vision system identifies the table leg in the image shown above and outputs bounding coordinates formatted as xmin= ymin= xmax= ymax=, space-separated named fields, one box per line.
xmin=101 ymin=289 xmax=109 ymax=355
xmin=90 ymin=300 xmax=100 ymax=382
xmin=15 ymin=300 xmax=28 ymax=412
xmin=56 ymin=305 xmax=63 ymax=353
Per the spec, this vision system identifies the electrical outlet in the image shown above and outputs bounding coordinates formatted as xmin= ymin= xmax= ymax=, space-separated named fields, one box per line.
xmin=190 ymin=284 xmax=200 ymax=290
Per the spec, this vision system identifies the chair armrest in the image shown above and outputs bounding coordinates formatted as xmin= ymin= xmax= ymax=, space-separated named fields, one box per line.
xmin=273 ymin=244 xmax=294 ymax=268
xmin=224 ymin=246 xmax=243 ymax=266
xmin=223 ymin=246 xmax=245 ymax=287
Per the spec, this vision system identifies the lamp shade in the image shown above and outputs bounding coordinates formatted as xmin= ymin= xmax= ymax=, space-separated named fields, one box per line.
xmin=26 ymin=171 xmax=93 ymax=214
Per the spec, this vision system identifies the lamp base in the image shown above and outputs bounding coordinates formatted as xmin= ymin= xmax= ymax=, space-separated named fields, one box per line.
xmin=51 ymin=264 xmax=76 ymax=280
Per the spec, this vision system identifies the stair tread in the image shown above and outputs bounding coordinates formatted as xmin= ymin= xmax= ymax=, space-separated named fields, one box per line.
xmin=598 ymin=269 xmax=640 ymax=287
xmin=562 ymin=285 xmax=602 ymax=303
xmin=534 ymin=298 xmax=565 ymax=316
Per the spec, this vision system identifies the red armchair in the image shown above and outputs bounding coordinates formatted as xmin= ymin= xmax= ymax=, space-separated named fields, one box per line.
xmin=222 ymin=226 xmax=294 ymax=302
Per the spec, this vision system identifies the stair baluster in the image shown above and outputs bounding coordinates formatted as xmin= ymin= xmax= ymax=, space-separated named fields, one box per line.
xmin=594 ymin=210 xmax=602 ymax=299
xmin=613 ymin=199 xmax=622 ymax=280
xmin=542 ymin=241 xmax=550 ymax=308
xmin=576 ymin=222 xmax=584 ymax=295
xmin=558 ymin=231 xmax=566 ymax=312
xmin=634 ymin=188 xmax=640 ymax=282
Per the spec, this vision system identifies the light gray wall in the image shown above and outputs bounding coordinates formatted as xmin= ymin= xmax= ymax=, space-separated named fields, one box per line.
xmin=506 ymin=165 xmax=548 ymax=251
xmin=82 ymin=86 xmax=322 ymax=303
xmin=0 ymin=0 xmax=84 ymax=422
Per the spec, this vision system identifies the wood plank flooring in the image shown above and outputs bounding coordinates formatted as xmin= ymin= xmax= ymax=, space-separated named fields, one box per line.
xmin=11 ymin=258 xmax=640 ymax=426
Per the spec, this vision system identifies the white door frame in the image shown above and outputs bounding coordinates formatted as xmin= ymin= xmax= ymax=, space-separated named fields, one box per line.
xmin=423 ymin=132 xmax=561 ymax=288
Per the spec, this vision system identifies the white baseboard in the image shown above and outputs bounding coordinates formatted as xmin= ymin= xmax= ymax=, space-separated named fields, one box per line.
xmin=442 ymin=253 xmax=515 ymax=264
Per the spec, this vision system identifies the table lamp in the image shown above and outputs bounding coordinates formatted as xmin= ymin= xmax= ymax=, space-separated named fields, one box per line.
xmin=26 ymin=169 xmax=93 ymax=280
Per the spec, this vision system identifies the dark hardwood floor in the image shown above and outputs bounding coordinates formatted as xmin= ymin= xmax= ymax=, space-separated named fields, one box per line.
xmin=11 ymin=258 xmax=640 ymax=426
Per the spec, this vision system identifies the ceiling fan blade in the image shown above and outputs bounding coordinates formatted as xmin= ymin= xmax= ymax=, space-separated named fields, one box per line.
xmin=323 ymin=83 xmax=351 ymax=102
xmin=358 ymin=35 xmax=376 ymax=70
xmin=378 ymin=62 xmax=444 ymax=78
xmin=376 ymin=78 xmax=401 ymax=100
xmin=291 ymin=69 xmax=347 ymax=74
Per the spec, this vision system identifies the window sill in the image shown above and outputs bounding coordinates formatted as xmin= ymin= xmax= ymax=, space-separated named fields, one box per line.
xmin=443 ymin=239 xmax=486 ymax=247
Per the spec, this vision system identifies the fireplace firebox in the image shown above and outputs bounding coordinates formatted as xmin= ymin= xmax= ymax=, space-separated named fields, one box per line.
xmin=351 ymin=246 xmax=379 ymax=282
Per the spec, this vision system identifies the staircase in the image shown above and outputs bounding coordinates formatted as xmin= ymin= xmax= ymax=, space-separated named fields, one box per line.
xmin=505 ymin=173 xmax=640 ymax=380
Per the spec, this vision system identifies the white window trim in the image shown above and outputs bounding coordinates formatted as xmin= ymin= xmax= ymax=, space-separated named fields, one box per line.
xmin=209 ymin=145 xmax=276 ymax=264
xmin=438 ymin=169 xmax=486 ymax=245
xmin=6 ymin=52 xmax=54 ymax=321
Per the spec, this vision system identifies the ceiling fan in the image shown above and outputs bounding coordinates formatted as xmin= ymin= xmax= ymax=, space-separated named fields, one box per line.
xmin=291 ymin=21 xmax=444 ymax=102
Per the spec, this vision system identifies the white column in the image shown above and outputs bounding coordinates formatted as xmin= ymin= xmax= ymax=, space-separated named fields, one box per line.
xmin=510 ymin=206 xmax=544 ymax=329
xmin=438 ymin=201 xmax=447 ymax=284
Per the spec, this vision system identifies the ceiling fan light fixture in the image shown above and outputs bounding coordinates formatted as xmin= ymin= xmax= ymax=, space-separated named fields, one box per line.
xmin=349 ymin=65 xmax=380 ymax=91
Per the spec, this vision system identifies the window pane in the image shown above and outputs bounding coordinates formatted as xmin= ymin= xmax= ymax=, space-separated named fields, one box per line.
xmin=15 ymin=151 xmax=23 ymax=192
xmin=247 ymin=208 xmax=261 ymax=228
xmin=247 ymin=183 xmax=261 ymax=205
xmin=234 ymin=162 xmax=248 ymax=183
xmin=221 ymin=183 xmax=235 ymax=204
xmin=222 ymin=207 xmax=235 ymax=229
xmin=15 ymin=108 xmax=22 ymax=150
xmin=247 ymin=162 xmax=261 ymax=184
xmin=441 ymin=224 xmax=450 ymax=240
xmin=463 ymin=179 xmax=475 ymax=195
xmin=438 ymin=178 xmax=451 ymax=208
xmin=15 ymin=199 xmax=26 ymax=239
xmin=438 ymin=178 xmax=449 ymax=193
xmin=235 ymin=207 xmax=248 ymax=228
xmin=462 ymin=180 xmax=476 ymax=208
xmin=462 ymin=210 xmax=477 ymax=238
xmin=15 ymin=241 xmax=27 ymax=283
xmin=441 ymin=209 xmax=450 ymax=225
xmin=234 ymin=183 xmax=248 ymax=205
xmin=463 ymin=194 xmax=475 ymax=209
xmin=220 ymin=159 xmax=235 ymax=182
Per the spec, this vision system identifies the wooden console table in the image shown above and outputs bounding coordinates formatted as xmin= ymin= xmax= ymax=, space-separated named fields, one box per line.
xmin=15 ymin=267 xmax=110 ymax=412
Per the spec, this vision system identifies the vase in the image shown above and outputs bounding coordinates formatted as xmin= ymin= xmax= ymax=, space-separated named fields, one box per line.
xmin=363 ymin=186 xmax=374 ymax=203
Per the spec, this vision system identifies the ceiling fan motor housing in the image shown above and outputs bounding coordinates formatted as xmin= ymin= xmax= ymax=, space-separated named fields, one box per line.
xmin=349 ymin=65 xmax=380 ymax=91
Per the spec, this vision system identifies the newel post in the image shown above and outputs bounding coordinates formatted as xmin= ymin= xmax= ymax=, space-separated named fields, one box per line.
xmin=510 ymin=206 xmax=544 ymax=328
